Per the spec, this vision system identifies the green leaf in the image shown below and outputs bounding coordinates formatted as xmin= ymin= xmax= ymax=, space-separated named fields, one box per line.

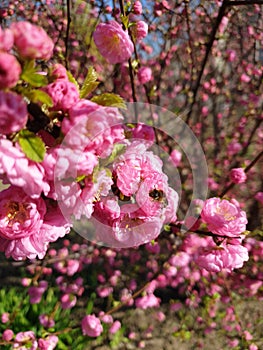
xmin=21 ymin=59 xmax=48 ymax=87
xmin=27 ymin=90 xmax=53 ymax=107
xmin=18 ymin=130 xmax=46 ymax=162
xmin=80 ymin=67 xmax=100 ymax=98
xmin=120 ymin=14 xmax=129 ymax=29
xmin=67 ymin=70 xmax=80 ymax=90
xmin=21 ymin=71 xmax=48 ymax=87
xmin=91 ymin=93 xmax=126 ymax=109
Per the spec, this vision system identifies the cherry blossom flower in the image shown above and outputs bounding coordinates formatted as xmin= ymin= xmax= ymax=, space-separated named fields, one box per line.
xmin=38 ymin=335 xmax=58 ymax=350
xmin=255 ymin=191 xmax=263 ymax=204
xmin=195 ymin=240 xmax=249 ymax=273
xmin=0 ymin=186 xmax=70 ymax=260
xmin=133 ymin=1 xmax=143 ymax=14
xmin=93 ymin=20 xmax=134 ymax=64
xmin=230 ymin=168 xmax=247 ymax=184
xmin=11 ymin=21 xmax=54 ymax=60
xmin=28 ymin=281 xmax=48 ymax=304
xmin=109 ymin=320 xmax=121 ymax=334
xmin=137 ymin=67 xmax=152 ymax=84
xmin=131 ymin=20 xmax=148 ymax=42
xmin=43 ymin=80 xmax=79 ymax=111
xmin=81 ymin=314 xmax=103 ymax=337
xmin=0 ymin=27 xmax=14 ymax=51
xmin=0 ymin=138 xmax=50 ymax=198
xmin=13 ymin=331 xmax=38 ymax=350
xmin=0 ymin=91 xmax=28 ymax=135
xmin=135 ymin=293 xmax=160 ymax=309
xmin=0 ymin=52 xmax=21 ymax=89
xmin=201 ymin=197 xmax=247 ymax=238
xmin=2 ymin=329 xmax=14 ymax=341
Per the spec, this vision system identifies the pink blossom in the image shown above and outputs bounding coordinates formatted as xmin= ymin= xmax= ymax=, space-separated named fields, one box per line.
xmin=227 ymin=141 xmax=242 ymax=155
xmin=254 ymin=191 xmax=263 ymax=204
xmin=243 ymin=330 xmax=253 ymax=341
xmin=0 ymin=52 xmax=21 ymax=89
xmin=0 ymin=27 xmax=14 ymax=51
xmin=201 ymin=197 xmax=247 ymax=237
xmin=249 ymin=344 xmax=258 ymax=350
xmin=226 ymin=49 xmax=236 ymax=62
xmin=50 ymin=63 xmax=69 ymax=81
xmin=93 ymin=203 xmax=164 ymax=248
xmin=195 ymin=241 xmax=249 ymax=272
xmin=137 ymin=67 xmax=152 ymax=84
xmin=127 ymin=123 xmax=155 ymax=146
xmin=11 ymin=21 xmax=54 ymax=60
xmin=133 ymin=1 xmax=142 ymax=14
xmin=14 ymin=331 xmax=38 ymax=350
xmin=230 ymin=168 xmax=247 ymax=184
xmin=0 ymin=187 xmax=70 ymax=260
xmin=60 ymin=293 xmax=77 ymax=309
xmin=43 ymin=80 xmax=79 ymax=111
xmin=0 ymin=138 xmax=50 ymax=198
xmin=62 ymin=102 xmax=124 ymax=156
xmin=96 ymin=286 xmax=113 ymax=298
xmin=93 ymin=20 xmax=134 ymax=64
xmin=135 ymin=293 xmax=160 ymax=309
xmin=38 ymin=335 xmax=58 ymax=350
xmin=99 ymin=312 xmax=113 ymax=324
xmin=81 ymin=314 xmax=103 ymax=337
xmin=169 ymin=149 xmax=182 ymax=167
xmin=136 ymin=171 xmax=169 ymax=216
xmin=2 ymin=329 xmax=14 ymax=341
xmin=1 ymin=312 xmax=10 ymax=323
xmin=28 ymin=281 xmax=48 ymax=304
xmin=0 ymin=91 xmax=28 ymax=135
xmin=240 ymin=73 xmax=250 ymax=83
xmin=0 ymin=186 xmax=46 ymax=241
xmin=131 ymin=21 xmax=148 ymax=42
xmin=109 ymin=320 xmax=121 ymax=334
xmin=39 ymin=314 xmax=55 ymax=328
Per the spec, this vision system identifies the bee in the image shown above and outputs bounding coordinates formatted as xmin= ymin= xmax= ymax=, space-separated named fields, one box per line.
xmin=149 ymin=189 xmax=167 ymax=206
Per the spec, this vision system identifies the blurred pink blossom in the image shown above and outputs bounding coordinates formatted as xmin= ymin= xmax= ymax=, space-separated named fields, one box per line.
xmin=11 ymin=21 xmax=54 ymax=60
xmin=0 ymin=91 xmax=28 ymax=135
xmin=0 ymin=52 xmax=21 ymax=89
xmin=137 ymin=67 xmax=152 ymax=84
xmin=81 ymin=314 xmax=103 ymax=337
xmin=230 ymin=168 xmax=247 ymax=184
xmin=0 ymin=27 xmax=14 ymax=51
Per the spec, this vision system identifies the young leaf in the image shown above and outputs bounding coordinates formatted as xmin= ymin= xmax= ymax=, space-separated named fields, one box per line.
xmin=21 ymin=71 xmax=48 ymax=87
xmin=18 ymin=130 xmax=46 ymax=162
xmin=28 ymin=90 xmax=53 ymax=107
xmin=80 ymin=67 xmax=99 ymax=98
xmin=91 ymin=93 xmax=126 ymax=109
xmin=67 ymin=70 xmax=80 ymax=90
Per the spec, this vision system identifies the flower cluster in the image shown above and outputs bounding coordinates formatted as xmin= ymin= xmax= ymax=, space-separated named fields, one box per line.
xmin=197 ymin=198 xmax=249 ymax=272
xmin=0 ymin=20 xmax=179 ymax=259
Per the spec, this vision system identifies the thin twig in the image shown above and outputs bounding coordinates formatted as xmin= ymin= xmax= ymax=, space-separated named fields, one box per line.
xmin=65 ymin=0 xmax=71 ymax=70
xmin=226 ymin=0 xmax=263 ymax=5
xmin=186 ymin=0 xmax=228 ymax=124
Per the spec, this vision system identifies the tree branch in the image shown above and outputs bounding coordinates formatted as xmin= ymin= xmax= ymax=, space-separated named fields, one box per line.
xmin=65 ymin=0 xmax=71 ymax=70
xmin=186 ymin=0 xmax=228 ymax=124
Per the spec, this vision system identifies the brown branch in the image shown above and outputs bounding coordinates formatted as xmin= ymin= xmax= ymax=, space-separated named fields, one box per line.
xmin=186 ymin=0 xmax=229 ymax=124
xmin=65 ymin=0 xmax=71 ymax=70
xmin=226 ymin=0 xmax=263 ymax=5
